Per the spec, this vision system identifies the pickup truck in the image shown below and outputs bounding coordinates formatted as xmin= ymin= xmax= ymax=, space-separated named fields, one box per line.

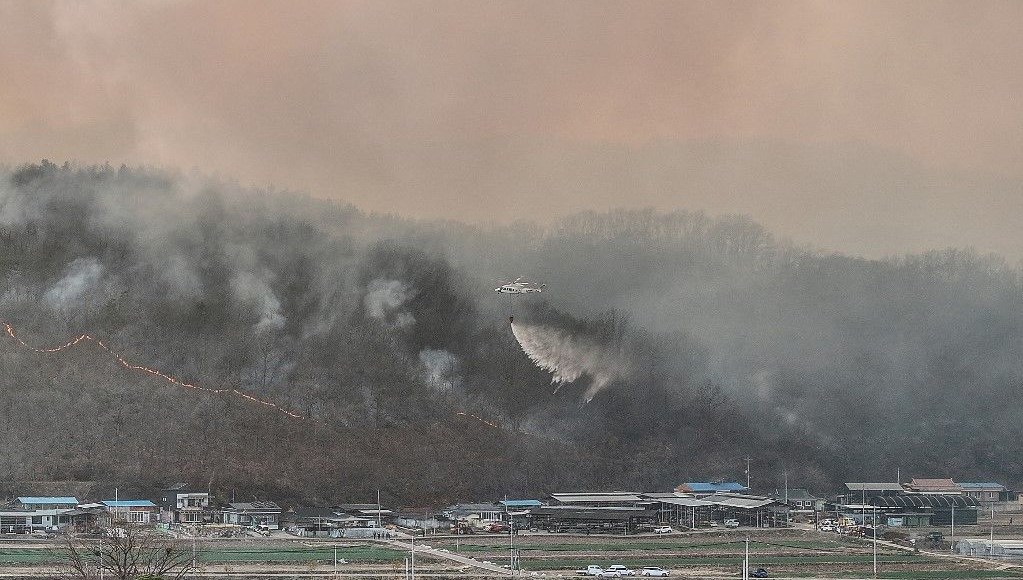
xmin=577 ymin=565 xmax=604 ymax=576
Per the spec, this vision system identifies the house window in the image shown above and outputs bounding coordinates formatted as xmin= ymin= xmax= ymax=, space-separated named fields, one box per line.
xmin=127 ymin=511 xmax=148 ymax=523
xmin=31 ymin=516 xmax=42 ymax=525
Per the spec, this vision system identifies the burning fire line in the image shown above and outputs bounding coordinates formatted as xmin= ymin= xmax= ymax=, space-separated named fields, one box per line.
xmin=3 ymin=322 xmax=302 ymax=419
xmin=455 ymin=411 xmax=500 ymax=429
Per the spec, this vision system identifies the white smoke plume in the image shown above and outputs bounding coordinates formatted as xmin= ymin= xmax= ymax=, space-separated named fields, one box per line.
xmin=230 ymin=272 xmax=286 ymax=332
xmin=42 ymin=257 xmax=104 ymax=310
xmin=510 ymin=320 xmax=633 ymax=402
xmin=418 ymin=348 xmax=460 ymax=392
xmin=364 ymin=278 xmax=415 ymax=328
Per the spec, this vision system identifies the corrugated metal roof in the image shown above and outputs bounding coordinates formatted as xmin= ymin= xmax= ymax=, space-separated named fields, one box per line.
xmin=705 ymin=493 xmax=781 ymax=509
xmin=845 ymin=483 xmax=904 ymax=491
xmin=102 ymin=500 xmax=157 ymax=508
xmin=17 ymin=497 xmax=78 ymax=504
xmin=653 ymin=497 xmax=714 ymax=507
xmin=551 ymin=493 xmax=644 ymax=503
xmin=680 ymin=483 xmax=748 ymax=493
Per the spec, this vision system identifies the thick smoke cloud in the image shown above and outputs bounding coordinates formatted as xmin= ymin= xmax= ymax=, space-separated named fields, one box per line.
xmin=5 ymin=3 xmax=1023 ymax=258
xmin=2 ymin=162 xmax=1023 ymax=501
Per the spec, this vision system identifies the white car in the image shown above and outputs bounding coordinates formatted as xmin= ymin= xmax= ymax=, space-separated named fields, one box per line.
xmin=606 ymin=565 xmax=635 ymax=576
xmin=597 ymin=571 xmax=621 ymax=579
xmin=653 ymin=526 xmax=673 ymax=534
xmin=640 ymin=567 xmax=670 ymax=577
xmin=724 ymin=519 xmax=739 ymax=528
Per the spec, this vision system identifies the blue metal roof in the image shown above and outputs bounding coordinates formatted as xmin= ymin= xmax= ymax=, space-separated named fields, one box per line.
xmin=18 ymin=497 xmax=79 ymax=504
xmin=684 ymin=482 xmax=748 ymax=492
xmin=102 ymin=500 xmax=157 ymax=508
xmin=499 ymin=499 xmax=542 ymax=508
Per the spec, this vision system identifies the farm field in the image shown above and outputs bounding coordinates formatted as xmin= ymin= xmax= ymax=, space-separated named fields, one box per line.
xmin=2 ymin=528 xmax=1023 ymax=578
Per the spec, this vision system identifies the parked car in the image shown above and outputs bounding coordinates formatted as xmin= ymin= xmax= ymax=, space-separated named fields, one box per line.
xmin=577 ymin=565 xmax=604 ymax=576
xmin=598 ymin=571 xmax=621 ymax=578
xmin=724 ymin=519 xmax=739 ymax=528
xmin=653 ymin=526 xmax=673 ymax=534
xmin=750 ymin=568 xmax=769 ymax=578
xmin=639 ymin=566 xmax=670 ymax=577
xmin=606 ymin=564 xmax=635 ymax=576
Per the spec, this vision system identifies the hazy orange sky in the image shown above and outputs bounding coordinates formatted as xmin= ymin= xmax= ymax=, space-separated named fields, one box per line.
xmin=3 ymin=1 xmax=1023 ymax=258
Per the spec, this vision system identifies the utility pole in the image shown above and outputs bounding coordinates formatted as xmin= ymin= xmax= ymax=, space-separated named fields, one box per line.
xmin=745 ymin=457 xmax=751 ymax=490
xmin=872 ymin=505 xmax=878 ymax=578
xmin=509 ymin=517 xmax=515 ymax=572
xmin=743 ymin=536 xmax=750 ymax=580
xmin=377 ymin=489 xmax=381 ymax=528
xmin=333 ymin=545 xmax=338 ymax=578
xmin=410 ymin=534 xmax=415 ymax=580
xmin=951 ymin=505 xmax=955 ymax=552
xmin=990 ymin=502 xmax=995 ymax=557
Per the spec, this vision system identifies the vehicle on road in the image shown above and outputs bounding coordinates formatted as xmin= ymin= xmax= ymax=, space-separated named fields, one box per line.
xmin=598 ymin=571 xmax=622 ymax=578
xmin=750 ymin=568 xmax=769 ymax=578
xmin=640 ymin=566 xmax=669 ymax=577
xmin=724 ymin=518 xmax=739 ymax=528
xmin=606 ymin=564 xmax=635 ymax=576
xmin=577 ymin=565 xmax=604 ymax=576
xmin=653 ymin=526 xmax=673 ymax=534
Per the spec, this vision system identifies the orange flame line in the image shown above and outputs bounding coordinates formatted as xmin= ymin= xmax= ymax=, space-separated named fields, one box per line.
xmin=455 ymin=411 xmax=500 ymax=429
xmin=3 ymin=322 xmax=302 ymax=419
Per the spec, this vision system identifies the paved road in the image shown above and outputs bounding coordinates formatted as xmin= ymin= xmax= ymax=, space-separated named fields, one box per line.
xmin=386 ymin=538 xmax=514 ymax=577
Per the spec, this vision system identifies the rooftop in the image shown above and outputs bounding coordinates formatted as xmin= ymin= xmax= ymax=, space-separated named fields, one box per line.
xmin=227 ymin=501 xmax=282 ymax=511
xmin=704 ymin=493 xmax=781 ymax=510
xmin=677 ymin=482 xmax=749 ymax=493
xmin=102 ymin=500 xmax=157 ymax=508
xmin=17 ymin=497 xmax=79 ymax=505
xmin=958 ymin=482 xmax=1006 ymax=490
xmin=910 ymin=478 xmax=960 ymax=489
xmin=551 ymin=493 xmax=644 ymax=503
xmin=499 ymin=499 xmax=543 ymax=508
xmin=871 ymin=494 xmax=978 ymax=509
xmin=845 ymin=483 xmax=904 ymax=492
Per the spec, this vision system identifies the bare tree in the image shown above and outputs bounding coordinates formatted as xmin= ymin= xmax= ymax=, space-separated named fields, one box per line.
xmin=62 ymin=526 xmax=197 ymax=580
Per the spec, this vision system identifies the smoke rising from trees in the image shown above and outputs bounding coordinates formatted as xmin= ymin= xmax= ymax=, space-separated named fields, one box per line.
xmin=1 ymin=160 xmax=1021 ymax=503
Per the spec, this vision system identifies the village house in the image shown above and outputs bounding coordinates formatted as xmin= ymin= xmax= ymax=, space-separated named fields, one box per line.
xmin=220 ymin=501 xmax=282 ymax=530
xmin=102 ymin=500 xmax=160 ymax=525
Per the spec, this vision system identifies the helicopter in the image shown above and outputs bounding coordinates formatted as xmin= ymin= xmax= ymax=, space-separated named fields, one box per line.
xmin=494 ymin=277 xmax=545 ymax=294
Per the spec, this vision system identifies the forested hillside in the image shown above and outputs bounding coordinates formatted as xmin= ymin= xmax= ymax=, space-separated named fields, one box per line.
xmin=1 ymin=161 xmax=1021 ymax=505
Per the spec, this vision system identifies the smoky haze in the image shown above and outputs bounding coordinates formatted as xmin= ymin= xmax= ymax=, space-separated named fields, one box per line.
xmin=3 ymin=2 xmax=1023 ymax=258
xmin=1 ymin=161 xmax=1021 ymax=503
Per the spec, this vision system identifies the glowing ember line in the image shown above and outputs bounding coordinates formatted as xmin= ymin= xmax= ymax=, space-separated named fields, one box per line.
xmin=456 ymin=411 xmax=500 ymax=429
xmin=3 ymin=322 xmax=302 ymax=419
